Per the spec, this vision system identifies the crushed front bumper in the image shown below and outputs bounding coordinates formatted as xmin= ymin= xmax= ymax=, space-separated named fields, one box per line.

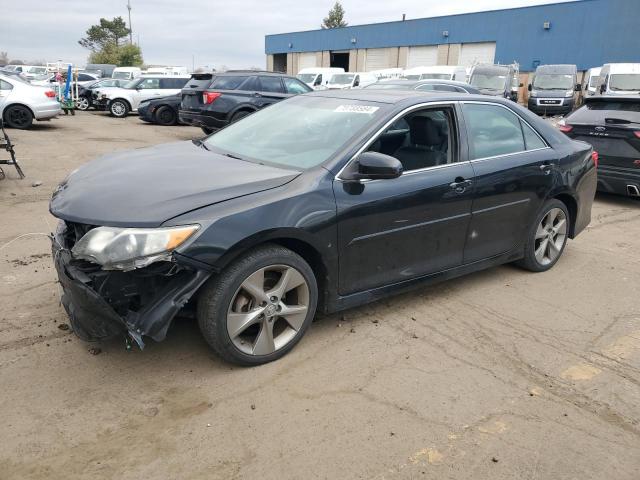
xmin=52 ymin=221 xmax=211 ymax=347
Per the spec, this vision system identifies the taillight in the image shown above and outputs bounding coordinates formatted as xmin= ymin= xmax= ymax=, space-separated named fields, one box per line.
xmin=45 ymin=90 xmax=56 ymax=98
xmin=591 ymin=151 xmax=599 ymax=168
xmin=633 ymin=131 xmax=640 ymax=139
xmin=558 ymin=124 xmax=573 ymax=133
xmin=203 ymin=91 xmax=221 ymax=104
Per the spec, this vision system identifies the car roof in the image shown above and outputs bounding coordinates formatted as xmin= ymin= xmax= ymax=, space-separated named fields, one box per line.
xmin=308 ymin=88 xmax=503 ymax=106
xmin=377 ymin=79 xmax=473 ymax=87
xmin=214 ymin=71 xmax=298 ymax=79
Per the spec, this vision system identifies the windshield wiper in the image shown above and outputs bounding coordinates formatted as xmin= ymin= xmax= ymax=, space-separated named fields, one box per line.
xmin=223 ymin=152 xmax=244 ymax=160
xmin=192 ymin=138 xmax=209 ymax=150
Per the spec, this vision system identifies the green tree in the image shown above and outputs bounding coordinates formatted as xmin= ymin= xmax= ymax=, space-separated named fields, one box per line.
xmin=321 ymin=2 xmax=347 ymax=29
xmin=116 ymin=44 xmax=143 ymax=67
xmin=79 ymin=17 xmax=130 ymax=51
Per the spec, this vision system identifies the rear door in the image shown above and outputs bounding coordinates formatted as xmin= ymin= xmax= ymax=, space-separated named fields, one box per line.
xmin=461 ymin=101 xmax=555 ymax=263
xmin=256 ymin=76 xmax=288 ymax=106
xmin=132 ymin=77 xmax=162 ymax=108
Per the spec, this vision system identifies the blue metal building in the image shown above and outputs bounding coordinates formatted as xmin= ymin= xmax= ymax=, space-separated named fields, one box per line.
xmin=265 ymin=0 xmax=639 ymax=74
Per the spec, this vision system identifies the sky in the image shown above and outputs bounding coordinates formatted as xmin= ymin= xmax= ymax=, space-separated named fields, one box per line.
xmin=1 ymin=0 xmax=576 ymax=69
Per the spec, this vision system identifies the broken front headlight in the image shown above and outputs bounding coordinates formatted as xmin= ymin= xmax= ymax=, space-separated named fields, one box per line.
xmin=71 ymin=225 xmax=200 ymax=270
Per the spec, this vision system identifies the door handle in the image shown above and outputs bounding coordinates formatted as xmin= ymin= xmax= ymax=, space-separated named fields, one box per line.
xmin=449 ymin=177 xmax=473 ymax=194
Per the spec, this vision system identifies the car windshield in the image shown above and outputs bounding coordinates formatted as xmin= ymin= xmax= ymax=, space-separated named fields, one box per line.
xmin=329 ymin=74 xmax=355 ymax=85
xmin=420 ymin=74 xmax=450 ymax=80
xmin=533 ymin=74 xmax=574 ymax=90
xmin=297 ymin=74 xmax=317 ymax=83
xmin=609 ymin=74 xmax=640 ymax=91
xmin=203 ymin=96 xmax=386 ymax=170
xmin=113 ymin=71 xmax=131 ymax=79
xmin=470 ymin=73 xmax=507 ymax=91
xmin=588 ymin=75 xmax=600 ymax=88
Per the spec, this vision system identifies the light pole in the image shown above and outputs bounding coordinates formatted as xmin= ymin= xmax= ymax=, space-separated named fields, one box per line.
xmin=127 ymin=0 xmax=133 ymax=44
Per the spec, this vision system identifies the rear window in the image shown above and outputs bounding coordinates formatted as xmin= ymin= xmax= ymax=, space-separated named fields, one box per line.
xmin=210 ymin=76 xmax=247 ymax=90
xmin=586 ymin=101 xmax=640 ymax=112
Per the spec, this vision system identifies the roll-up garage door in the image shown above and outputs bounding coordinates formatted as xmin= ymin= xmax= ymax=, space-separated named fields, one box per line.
xmin=407 ymin=46 xmax=438 ymax=68
xmin=458 ymin=42 xmax=496 ymax=66
xmin=365 ymin=49 xmax=390 ymax=71
xmin=298 ymin=52 xmax=317 ymax=70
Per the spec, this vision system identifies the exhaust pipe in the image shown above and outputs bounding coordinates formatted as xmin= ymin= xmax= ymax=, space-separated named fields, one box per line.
xmin=627 ymin=185 xmax=640 ymax=197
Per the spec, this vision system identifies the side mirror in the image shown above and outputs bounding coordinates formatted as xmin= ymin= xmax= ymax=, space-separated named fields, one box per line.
xmin=345 ymin=152 xmax=403 ymax=181
xmin=527 ymin=84 xmax=532 ymax=92
xmin=575 ymin=83 xmax=581 ymax=91
xmin=600 ymin=84 xmax=606 ymax=94
xmin=519 ymin=82 xmax=524 ymax=88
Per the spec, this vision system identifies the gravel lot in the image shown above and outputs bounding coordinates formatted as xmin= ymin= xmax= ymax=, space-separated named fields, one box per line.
xmin=1 ymin=111 xmax=639 ymax=479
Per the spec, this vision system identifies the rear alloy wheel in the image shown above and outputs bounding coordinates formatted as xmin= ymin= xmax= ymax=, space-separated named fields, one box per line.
xmin=109 ymin=99 xmax=129 ymax=118
xmin=4 ymin=105 xmax=33 ymax=129
xmin=154 ymin=106 xmax=177 ymax=126
xmin=198 ymin=245 xmax=318 ymax=365
xmin=517 ymin=199 xmax=569 ymax=272
xmin=76 ymin=96 xmax=90 ymax=111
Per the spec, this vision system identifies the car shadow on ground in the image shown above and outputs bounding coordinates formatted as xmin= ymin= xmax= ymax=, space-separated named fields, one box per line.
xmin=595 ymin=191 xmax=640 ymax=207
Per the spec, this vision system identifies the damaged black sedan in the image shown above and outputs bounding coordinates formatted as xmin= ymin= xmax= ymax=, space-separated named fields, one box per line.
xmin=51 ymin=90 xmax=597 ymax=365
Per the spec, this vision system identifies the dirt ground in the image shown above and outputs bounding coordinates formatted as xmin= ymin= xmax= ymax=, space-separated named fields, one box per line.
xmin=1 ymin=111 xmax=639 ymax=480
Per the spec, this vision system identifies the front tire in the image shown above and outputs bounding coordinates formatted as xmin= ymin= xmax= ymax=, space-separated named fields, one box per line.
xmin=4 ymin=105 xmax=33 ymax=129
xmin=517 ymin=199 xmax=570 ymax=272
xmin=154 ymin=105 xmax=177 ymax=126
xmin=197 ymin=245 xmax=318 ymax=366
xmin=109 ymin=99 xmax=129 ymax=118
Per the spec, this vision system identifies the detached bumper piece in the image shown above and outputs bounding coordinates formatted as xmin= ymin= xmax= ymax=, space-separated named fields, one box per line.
xmin=53 ymin=221 xmax=210 ymax=347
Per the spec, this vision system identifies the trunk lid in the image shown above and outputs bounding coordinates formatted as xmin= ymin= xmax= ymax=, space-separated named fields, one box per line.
xmin=181 ymin=73 xmax=214 ymax=111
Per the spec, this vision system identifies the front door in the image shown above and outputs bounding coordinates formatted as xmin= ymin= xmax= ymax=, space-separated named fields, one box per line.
xmin=460 ymin=102 xmax=556 ymax=263
xmin=133 ymin=77 xmax=163 ymax=109
xmin=334 ymin=104 xmax=475 ymax=295
xmin=255 ymin=76 xmax=289 ymax=108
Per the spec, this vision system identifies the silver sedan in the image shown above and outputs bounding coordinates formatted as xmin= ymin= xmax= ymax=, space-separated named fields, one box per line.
xmin=0 ymin=73 xmax=61 ymax=129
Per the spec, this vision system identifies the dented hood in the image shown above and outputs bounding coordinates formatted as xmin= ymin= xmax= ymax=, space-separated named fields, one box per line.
xmin=50 ymin=141 xmax=300 ymax=227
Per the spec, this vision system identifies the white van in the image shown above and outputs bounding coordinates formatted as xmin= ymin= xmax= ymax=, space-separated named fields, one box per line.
xmin=144 ymin=66 xmax=189 ymax=76
xmin=595 ymin=63 xmax=640 ymax=95
xmin=583 ymin=67 xmax=601 ymax=96
xmin=402 ymin=66 xmax=467 ymax=82
xmin=112 ymin=67 xmax=142 ymax=80
xmin=326 ymin=72 xmax=377 ymax=89
xmin=297 ymin=67 xmax=344 ymax=89
xmin=369 ymin=68 xmax=403 ymax=80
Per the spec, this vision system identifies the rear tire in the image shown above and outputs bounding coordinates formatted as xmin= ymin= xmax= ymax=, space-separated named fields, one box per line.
xmin=4 ymin=105 xmax=33 ymax=129
xmin=517 ymin=199 xmax=570 ymax=272
xmin=197 ymin=244 xmax=318 ymax=366
xmin=154 ymin=106 xmax=177 ymax=126
xmin=230 ymin=110 xmax=252 ymax=123
xmin=109 ymin=99 xmax=129 ymax=118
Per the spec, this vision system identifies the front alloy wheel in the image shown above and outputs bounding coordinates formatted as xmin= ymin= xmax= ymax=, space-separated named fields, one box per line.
xmin=198 ymin=245 xmax=317 ymax=365
xmin=76 ymin=97 xmax=90 ymax=111
xmin=110 ymin=100 xmax=129 ymax=118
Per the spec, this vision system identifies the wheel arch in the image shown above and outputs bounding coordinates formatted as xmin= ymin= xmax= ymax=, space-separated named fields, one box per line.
xmin=552 ymin=192 xmax=578 ymax=238
xmin=110 ymin=97 xmax=132 ymax=110
xmin=2 ymin=102 xmax=35 ymax=120
xmin=212 ymin=230 xmax=331 ymax=312
xmin=228 ymin=104 xmax=258 ymax=120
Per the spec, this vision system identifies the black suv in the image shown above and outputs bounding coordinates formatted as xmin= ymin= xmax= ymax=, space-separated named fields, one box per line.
xmin=179 ymin=71 xmax=312 ymax=134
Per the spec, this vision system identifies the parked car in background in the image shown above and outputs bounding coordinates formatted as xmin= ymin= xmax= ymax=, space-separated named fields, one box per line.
xmin=326 ymin=72 xmax=377 ymax=89
xmin=402 ymin=66 xmax=467 ymax=82
xmin=558 ymin=95 xmax=640 ymax=197
xmin=469 ymin=64 xmax=520 ymax=101
xmin=145 ymin=66 xmax=189 ymax=76
xmin=595 ymin=63 xmax=640 ymax=96
xmin=84 ymin=64 xmax=117 ymax=78
xmin=23 ymin=66 xmax=48 ymax=80
xmin=364 ymin=78 xmax=480 ymax=94
xmin=179 ymin=71 xmax=312 ymax=134
xmin=583 ymin=67 xmax=602 ymax=96
xmin=50 ymin=89 xmax=596 ymax=365
xmin=111 ymin=67 xmax=142 ymax=80
xmin=296 ymin=67 xmax=344 ymax=89
xmin=94 ymin=76 xmax=190 ymax=117
xmin=527 ymin=64 xmax=579 ymax=116
xmin=0 ymin=73 xmax=61 ymax=129
xmin=138 ymin=93 xmax=182 ymax=125
xmin=369 ymin=68 xmax=403 ymax=80
xmin=76 ymin=78 xmax=128 ymax=111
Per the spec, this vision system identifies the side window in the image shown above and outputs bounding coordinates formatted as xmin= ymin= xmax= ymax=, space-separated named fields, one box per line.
xmin=431 ymin=84 xmax=459 ymax=92
xmin=415 ymin=84 xmax=435 ymax=92
xmin=239 ymin=76 xmax=259 ymax=91
xmin=353 ymin=75 xmax=360 ymax=87
xmin=0 ymin=80 xmax=13 ymax=90
xmin=521 ymin=121 xmax=547 ymax=150
xmin=160 ymin=78 xmax=188 ymax=89
xmin=138 ymin=78 xmax=160 ymax=89
xmin=367 ymin=107 xmax=454 ymax=172
xmin=258 ymin=76 xmax=284 ymax=93
xmin=315 ymin=74 xmax=322 ymax=86
xmin=462 ymin=103 xmax=525 ymax=160
xmin=283 ymin=77 xmax=310 ymax=94
xmin=211 ymin=76 xmax=246 ymax=90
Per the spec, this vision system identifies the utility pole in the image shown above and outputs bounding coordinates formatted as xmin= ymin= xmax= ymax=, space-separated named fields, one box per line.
xmin=127 ymin=0 xmax=133 ymax=44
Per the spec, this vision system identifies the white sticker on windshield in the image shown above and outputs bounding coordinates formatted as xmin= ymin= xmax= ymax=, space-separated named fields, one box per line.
xmin=334 ymin=105 xmax=379 ymax=114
